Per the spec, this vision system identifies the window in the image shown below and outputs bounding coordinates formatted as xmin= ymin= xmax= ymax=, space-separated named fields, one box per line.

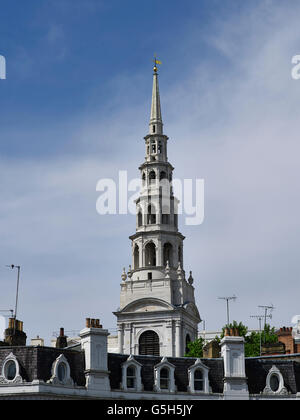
xmin=188 ymin=359 xmax=210 ymax=394
xmin=270 ymin=374 xmax=279 ymax=392
xmin=154 ymin=357 xmax=176 ymax=393
xmin=139 ymin=330 xmax=160 ymax=356
xmin=121 ymin=355 xmax=143 ymax=392
xmin=147 ymin=272 xmax=152 ymax=280
xmin=5 ymin=360 xmax=17 ymax=381
xmin=134 ymin=245 xmax=140 ymax=269
xmin=163 ymin=243 xmax=173 ymax=267
xmin=160 ymin=368 xmax=169 ymax=389
xmin=47 ymin=354 xmax=74 ymax=386
xmin=145 ymin=242 xmax=156 ymax=266
xmin=160 ymin=171 xmax=167 ymax=180
xmin=194 ymin=369 xmax=204 ymax=391
xmin=0 ymin=353 xmax=22 ymax=384
xmin=263 ymin=365 xmax=287 ymax=395
xmin=57 ymin=362 xmax=67 ymax=382
xmin=138 ymin=211 xmax=142 ymax=227
xmin=126 ymin=366 xmax=136 ymax=389
xmin=153 ymin=125 xmax=156 ymax=133
xmin=149 ymin=170 xmax=156 ymax=184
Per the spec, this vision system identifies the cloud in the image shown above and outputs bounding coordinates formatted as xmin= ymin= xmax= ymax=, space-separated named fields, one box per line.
xmin=1 ymin=1 xmax=300 ymax=343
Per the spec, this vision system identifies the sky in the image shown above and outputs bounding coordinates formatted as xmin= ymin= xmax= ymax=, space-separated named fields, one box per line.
xmin=0 ymin=0 xmax=300 ymax=344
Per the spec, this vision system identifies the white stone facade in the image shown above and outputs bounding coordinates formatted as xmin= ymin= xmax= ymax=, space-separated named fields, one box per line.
xmin=114 ymin=66 xmax=201 ymax=358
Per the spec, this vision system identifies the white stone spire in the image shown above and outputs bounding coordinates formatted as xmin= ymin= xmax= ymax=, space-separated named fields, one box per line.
xmin=149 ymin=66 xmax=163 ymax=135
xmin=115 ymin=61 xmax=201 ymax=358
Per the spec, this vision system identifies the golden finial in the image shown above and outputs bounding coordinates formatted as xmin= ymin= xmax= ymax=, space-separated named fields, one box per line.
xmin=153 ymin=55 xmax=162 ymax=73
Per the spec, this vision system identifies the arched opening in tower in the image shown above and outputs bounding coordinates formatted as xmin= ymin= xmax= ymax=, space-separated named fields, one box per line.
xmin=134 ymin=245 xmax=140 ymax=269
xmin=139 ymin=330 xmax=160 ymax=356
xmin=149 ymin=170 xmax=156 ymax=184
xmin=145 ymin=242 xmax=156 ymax=267
xmin=137 ymin=210 xmax=143 ymax=227
xmin=159 ymin=170 xmax=167 ymax=180
xmin=163 ymin=242 xmax=173 ymax=267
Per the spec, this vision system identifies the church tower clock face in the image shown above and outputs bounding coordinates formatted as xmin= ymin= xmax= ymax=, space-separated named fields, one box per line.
xmin=114 ymin=61 xmax=201 ymax=357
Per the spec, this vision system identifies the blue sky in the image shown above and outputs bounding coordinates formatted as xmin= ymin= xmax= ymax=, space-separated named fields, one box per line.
xmin=1 ymin=0 xmax=300 ymax=344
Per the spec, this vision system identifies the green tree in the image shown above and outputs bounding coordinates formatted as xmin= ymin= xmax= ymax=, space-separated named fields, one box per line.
xmin=244 ymin=324 xmax=278 ymax=357
xmin=184 ymin=322 xmax=279 ymax=358
xmin=184 ymin=337 xmax=205 ymax=357
xmin=221 ymin=321 xmax=278 ymax=357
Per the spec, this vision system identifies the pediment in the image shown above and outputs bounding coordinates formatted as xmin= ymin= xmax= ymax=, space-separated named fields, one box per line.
xmin=183 ymin=302 xmax=201 ymax=320
xmin=120 ymin=298 xmax=174 ymax=313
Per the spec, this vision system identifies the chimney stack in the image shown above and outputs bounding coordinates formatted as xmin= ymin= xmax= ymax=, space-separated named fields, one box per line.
xmin=4 ymin=318 xmax=27 ymax=346
xmin=55 ymin=327 xmax=68 ymax=349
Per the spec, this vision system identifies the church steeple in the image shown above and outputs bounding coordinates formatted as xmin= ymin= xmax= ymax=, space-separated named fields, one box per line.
xmin=149 ymin=65 xmax=163 ymax=135
xmin=114 ymin=61 xmax=201 ymax=358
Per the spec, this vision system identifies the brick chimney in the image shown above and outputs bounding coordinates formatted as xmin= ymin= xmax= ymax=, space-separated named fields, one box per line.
xmin=55 ymin=328 xmax=68 ymax=349
xmin=276 ymin=327 xmax=295 ymax=354
xmin=4 ymin=318 xmax=27 ymax=346
xmin=203 ymin=340 xmax=220 ymax=358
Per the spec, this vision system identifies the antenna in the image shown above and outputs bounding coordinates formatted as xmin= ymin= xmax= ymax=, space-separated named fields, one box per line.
xmin=218 ymin=295 xmax=237 ymax=326
xmin=5 ymin=265 xmax=21 ymax=333
xmin=250 ymin=314 xmax=271 ymax=355
xmin=257 ymin=304 xmax=275 ymax=344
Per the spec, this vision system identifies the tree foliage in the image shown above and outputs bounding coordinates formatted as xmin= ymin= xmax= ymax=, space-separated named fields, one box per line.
xmin=184 ymin=337 xmax=205 ymax=357
xmin=184 ymin=321 xmax=278 ymax=358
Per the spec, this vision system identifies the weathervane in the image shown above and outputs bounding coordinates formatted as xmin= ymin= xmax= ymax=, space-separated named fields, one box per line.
xmin=153 ymin=55 xmax=162 ymax=73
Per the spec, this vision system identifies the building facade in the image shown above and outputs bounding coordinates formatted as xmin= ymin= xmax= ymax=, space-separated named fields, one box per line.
xmin=1 ymin=319 xmax=300 ymax=400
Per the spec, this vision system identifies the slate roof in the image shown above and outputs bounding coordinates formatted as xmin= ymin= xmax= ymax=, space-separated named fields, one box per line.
xmin=245 ymin=358 xmax=300 ymax=395
xmin=107 ymin=353 xmax=224 ymax=393
xmin=0 ymin=346 xmax=86 ymax=386
xmin=1 ymin=346 xmax=300 ymax=396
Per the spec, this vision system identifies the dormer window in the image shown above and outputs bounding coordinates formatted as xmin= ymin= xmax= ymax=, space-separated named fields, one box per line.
xmin=57 ymin=362 xmax=67 ymax=382
xmin=154 ymin=357 xmax=176 ymax=393
xmin=126 ymin=366 xmax=136 ymax=389
xmin=194 ymin=369 xmax=204 ymax=391
xmin=263 ymin=365 xmax=288 ymax=395
xmin=160 ymin=368 xmax=169 ymax=389
xmin=188 ymin=359 xmax=210 ymax=394
xmin=0 ymin=353 xmax=23 ymax=384
xmin=121 ymin=355 xmax=143 ymax=392
xmin=47 ymin=354 xmax=74 ymax=386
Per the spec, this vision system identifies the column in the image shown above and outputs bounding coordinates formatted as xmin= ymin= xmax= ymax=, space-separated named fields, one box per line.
xmin=117 ymin=324 xmax=123 ymax=354
xmin=175 ymin=320 xmax=181 ymax=357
